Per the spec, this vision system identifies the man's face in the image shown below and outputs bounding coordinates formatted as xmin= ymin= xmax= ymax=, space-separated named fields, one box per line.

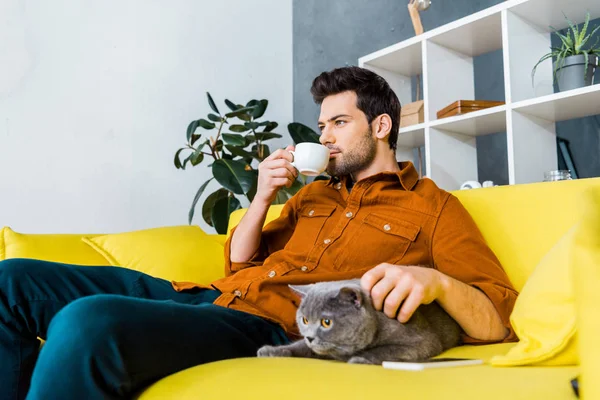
xmin=317 ymin=91 xmax=377 ymax=177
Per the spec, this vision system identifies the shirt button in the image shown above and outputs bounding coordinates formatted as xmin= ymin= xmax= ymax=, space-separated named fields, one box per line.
xmin=383 ymin=224 xmax=391 ymax=231
xmin=301 ymin=266 xmax=308 ymax=272
xmin=345 ymin=211 xmax=353 ymax=218
xmin=335 ymin=183 xmax=342 ymax=190
xmin=268 ymin=270 xmax=276 ymax=278
xmin=308 ymin=210 xmax=315 ymax=216
xmin=234 ymin=290 xmax=242 ymax=297
xmin=323 ymin=239 xmax=331 ymax=245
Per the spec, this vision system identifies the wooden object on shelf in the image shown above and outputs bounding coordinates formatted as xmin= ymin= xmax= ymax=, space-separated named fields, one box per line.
xmin=400 ymin=100 xmax=424 ymax=128
xmin=436 ymin=100 xmax=505 ymax=119
xmin=407 ymin=1 xmax=424 ymax=36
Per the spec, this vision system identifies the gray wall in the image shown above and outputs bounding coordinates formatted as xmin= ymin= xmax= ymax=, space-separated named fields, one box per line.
xmin=293 ymin=0 xmax=600 ymax=182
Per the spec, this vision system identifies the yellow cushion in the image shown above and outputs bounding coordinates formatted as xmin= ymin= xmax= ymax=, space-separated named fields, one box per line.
xmin=572 ymin=187 xmax=600 ymax=399
xmin=82 ymin=226 xmax=225 ymax=284
xmin=0 ymin=226 xmax=107 ymax=265
xmin=227 ymin=205 xmax=284 ymax=235
xmin=138 ymin=344 xmax=578 ymax=400
xmin=491 ymin=226 xmax=578 ymax=367
xmin=453 ymin=178 xmax=599 ymax=291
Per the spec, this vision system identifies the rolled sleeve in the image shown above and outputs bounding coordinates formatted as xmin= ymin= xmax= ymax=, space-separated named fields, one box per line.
xmin=223 ymin=225 xmax=269 ymax=276
xmin=432 ymin=194 xmax=519 ymax=344
xmin=223 ymin=193 xmax=301 ymax=277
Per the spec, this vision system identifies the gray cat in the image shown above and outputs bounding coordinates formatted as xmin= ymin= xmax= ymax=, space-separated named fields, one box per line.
xmin=257 ymin=279 xmax=462 ymax=364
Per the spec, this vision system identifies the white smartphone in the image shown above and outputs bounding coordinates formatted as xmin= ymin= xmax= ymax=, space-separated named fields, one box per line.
xmin=382 ymin=357 xmax=483 ymax=371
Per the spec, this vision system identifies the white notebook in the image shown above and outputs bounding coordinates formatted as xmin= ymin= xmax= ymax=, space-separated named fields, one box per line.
xmin=382 ymin=358 xmax=483 ymax=371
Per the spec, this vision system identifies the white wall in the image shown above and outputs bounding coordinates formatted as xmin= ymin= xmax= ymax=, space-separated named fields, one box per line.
xmin=0 ymin=0 xmax=293 ymax=233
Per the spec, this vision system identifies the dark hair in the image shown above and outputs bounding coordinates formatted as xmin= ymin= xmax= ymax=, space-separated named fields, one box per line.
xmin=310 ymin=66 xmax=401 ymax=150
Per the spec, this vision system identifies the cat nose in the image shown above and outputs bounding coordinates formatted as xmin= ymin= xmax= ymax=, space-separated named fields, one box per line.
xmin=306 ymin=337 xmax=314 ymax=343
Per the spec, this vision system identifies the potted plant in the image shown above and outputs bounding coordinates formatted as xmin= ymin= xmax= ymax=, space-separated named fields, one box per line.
xmin=532 ymin=12 xmax=600 ymax=92
xmin=174 ymin=93 xmax=320 ymax=234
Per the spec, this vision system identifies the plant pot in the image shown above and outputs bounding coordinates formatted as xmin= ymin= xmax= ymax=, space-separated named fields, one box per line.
xmin=554 ymin=54 xmax=599 ymax=92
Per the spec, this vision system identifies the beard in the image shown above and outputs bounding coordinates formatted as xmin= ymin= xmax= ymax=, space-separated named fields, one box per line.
xmin=326 ymin=127 xmax=377 ymax=178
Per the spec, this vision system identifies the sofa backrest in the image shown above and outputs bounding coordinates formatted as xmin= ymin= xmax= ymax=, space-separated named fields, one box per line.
xmin=229 ymin=178 xmax=600 ymax=291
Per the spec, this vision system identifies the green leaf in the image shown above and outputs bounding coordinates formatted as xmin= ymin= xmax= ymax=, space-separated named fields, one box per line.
xmin=531 ymin=52 xmax=558 ymax=85
xmin=215 ymin=140 xmax=223 ymax=152
xmin=202 ymin=189 xmax=228 ymax=227
xmin=222 ymin=133 xmax=246 ymax=146
xmin=224 ymin=106 xmax=255 ymax=119
xmin=211 ymin=195 xmax=241 ymax=234
xmin=237 ymin=112 xmax=252 ymax=122
xmin=198 ymin=119 xmax=216 ymax=130
xmin=288 ymin=122 xmax=321 ymax=144
xmin=229 ymin=124 xmax=249 ymax=133
xmin=252 ymin=100 xmax=268 ymax=119
xmin=174 ymin=148 xmax=185 ymax=169
xmin=212 ymin=159 xmax=256 ymax=194
xmin=188 ymin=178 xmax=214 ymax=224
xmin=244 ymin=121 xmax=260 ymax=130
xmin=255 ymin=132 xmax=282 ymax=141
xmin=186 ymin=120 xmax=199 ymax=143
xmin=182 ymin=153 xmax=192 ymax=170
xmin=225 ymin=145 xmax=257 ymax=162
xmin=225 ymin=99 xmax=240 ymax=111
xmin=190 ymin=148 xmax=204 ymax=166
xmin=263 ymin=121 xmax=278 ymax=132
xmin=579 ymin=12 xmax=590 ymax=45
xmin=553 ymin=30 xmax=574 ymax=52
xmin=207 ymin=92 xmax=220 ymax=115
xmin=208 ymin=113 xmax=221 ymax=122
xmin=191 ymin=133 xmax=202 ymax=146
xmin=563 ymin=12 xmax=579 ymax=46
xmin=275 ymin=179 xmax=304 ymax=204
xmin=246 ymin=99 xmax=260 ymax=108
xmin=246 ymin=177 xmax=258 ymax=203
xmin=252 ymin=144 xmax=270 ymax=160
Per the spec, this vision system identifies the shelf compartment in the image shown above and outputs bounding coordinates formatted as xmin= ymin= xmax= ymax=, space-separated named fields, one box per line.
xmin=430 ymin=105 xmax=507 ymax=136
xmin=512 ymin=84 xmax=600 ymax=122
xmin=359 ymin=38 xmax=423 ymax=77
xmin=508 ymin=0 xmax=600 ymax=31
xmin=428 ymin=11 xmax=503 ymax=57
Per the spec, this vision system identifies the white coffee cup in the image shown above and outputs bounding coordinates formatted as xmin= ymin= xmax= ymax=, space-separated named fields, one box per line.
xmin=290 ymin=143 xmax=330 ymax=176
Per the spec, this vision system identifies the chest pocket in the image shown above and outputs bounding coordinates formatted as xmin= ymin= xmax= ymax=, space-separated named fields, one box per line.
xmin=285 ymin=205 xmax=336 ymax=253
xmin=335 ymin=213 xmax=421 ymax=270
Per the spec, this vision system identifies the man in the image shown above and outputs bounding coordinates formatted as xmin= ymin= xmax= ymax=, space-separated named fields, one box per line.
xmin=0 ymin=66 xmax=517 ymax=400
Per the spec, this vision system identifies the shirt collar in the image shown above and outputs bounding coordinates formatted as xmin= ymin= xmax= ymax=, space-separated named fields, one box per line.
xmin=326 ymin=161 xmax=420 ymax=191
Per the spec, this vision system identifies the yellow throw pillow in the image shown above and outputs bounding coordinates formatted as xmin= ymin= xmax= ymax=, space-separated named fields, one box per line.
xmin=0 ymin=226 xmax=107 ymax=265
xmin=571 ymin=187 xmax=600 ymax=399
xmin=82 ymin=225 xmax=225 ymax=284
xmin=227 ymin=205 xmax=285 ymax=236
xmin=491 ymin=225 xmax=578 ymax=367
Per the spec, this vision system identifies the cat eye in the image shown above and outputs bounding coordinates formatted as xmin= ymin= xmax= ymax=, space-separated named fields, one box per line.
xmin=301 ymin=316 xmax=309 ymax=325
xmin=321 ymin=318 xmax=332 ymax=328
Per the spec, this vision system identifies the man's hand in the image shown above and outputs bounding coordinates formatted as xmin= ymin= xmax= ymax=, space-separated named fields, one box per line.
xmin=360 ymin=263 xmax=446 ymax=323
xmin=255 ymin=146 xmax=298 ymax=205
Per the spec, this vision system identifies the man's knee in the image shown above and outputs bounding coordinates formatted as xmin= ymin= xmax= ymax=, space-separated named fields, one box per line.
xmin=47 ymin=296 xmax=131 ymax=349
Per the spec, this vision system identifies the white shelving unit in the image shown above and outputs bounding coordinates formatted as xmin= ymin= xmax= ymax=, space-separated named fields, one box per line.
xmin=359 ymin=0 xmax=600 ymax=190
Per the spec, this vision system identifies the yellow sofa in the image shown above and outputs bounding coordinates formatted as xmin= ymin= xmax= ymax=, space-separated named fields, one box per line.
xmin=2 ymin=178 xmax=599 ymax=399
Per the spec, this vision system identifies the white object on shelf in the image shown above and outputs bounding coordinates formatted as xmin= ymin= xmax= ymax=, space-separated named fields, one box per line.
xmin=359 ymin=0 xmax=600 ymax=191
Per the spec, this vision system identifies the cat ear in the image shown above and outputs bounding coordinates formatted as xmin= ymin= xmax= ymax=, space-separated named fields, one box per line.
xmin=338 ymin=287 xmax=363 ymax=309
xmin=289 ymin=284 xmax=311 ymax=298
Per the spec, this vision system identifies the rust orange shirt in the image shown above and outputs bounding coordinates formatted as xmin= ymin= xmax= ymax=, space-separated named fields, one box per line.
xmin=173 ymin=162 xmax=518 ymax=344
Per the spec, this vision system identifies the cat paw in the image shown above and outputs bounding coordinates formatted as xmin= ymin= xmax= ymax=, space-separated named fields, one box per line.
xmin=348 ymin=356 xmax=375 ymax=365
xmin=257 ymin=345 xmax=292 ymax=358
